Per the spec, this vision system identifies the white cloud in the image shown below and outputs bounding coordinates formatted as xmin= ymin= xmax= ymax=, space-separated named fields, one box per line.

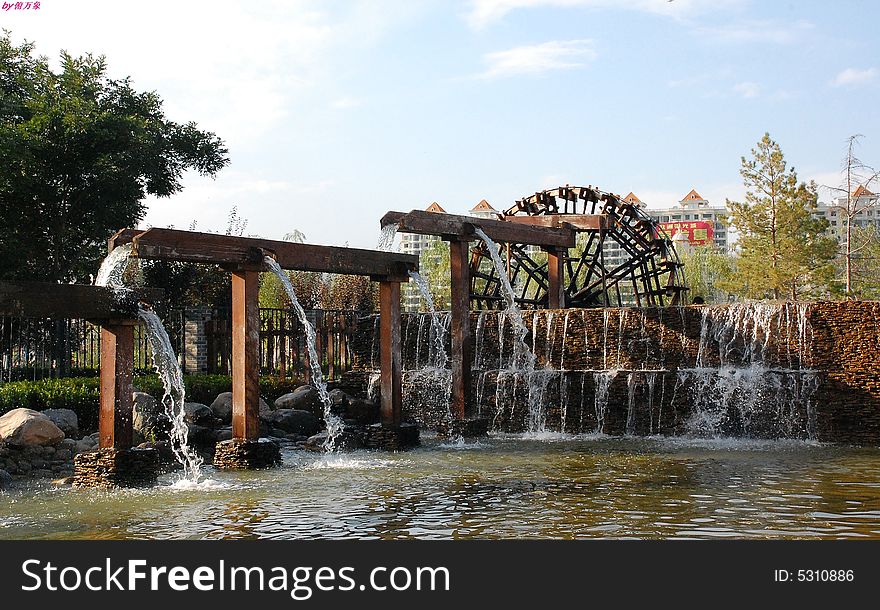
xmin=696 ymin=19 xmax=814 ymax=44
xmin=464 ymin=0 xmax=737 ymax=29
xmin=830 ymin=67 xmax=878 ymax=88
xmin=478 ymin=39 xmax=597 ymax=79
xmin=733 ymin=81 xmax=760 ymax=98
xmin=330 ymin=97 xmax=364 ymax=109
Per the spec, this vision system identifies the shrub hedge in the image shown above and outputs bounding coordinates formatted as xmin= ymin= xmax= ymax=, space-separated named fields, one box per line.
xmin=0 ymin=374 xmax=307 ymax=434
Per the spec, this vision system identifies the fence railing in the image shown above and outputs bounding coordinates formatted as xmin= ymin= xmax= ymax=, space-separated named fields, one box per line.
xmin=0 ymin=308 xmax=359 ymax=382
xmin=204 ymin=308 xmax=359 ymax=380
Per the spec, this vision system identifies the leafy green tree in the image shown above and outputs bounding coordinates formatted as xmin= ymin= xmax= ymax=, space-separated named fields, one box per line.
xmin=0 ymin=33 xmax=228 ymax=283
xmin=417 ymin=237 xmax=451 ymax=310
xmin=725 ymin=133 xmax=837 ymax=301
xmin=678 ymin=245 xmax=735 ymax=304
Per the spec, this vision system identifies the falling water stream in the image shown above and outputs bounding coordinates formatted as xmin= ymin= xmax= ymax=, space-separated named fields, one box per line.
xmin=473 ymin=228 xmax=546 ymax=433
xmin=263 ymin=257 xmax=343 ymax=452
xmin=94 ymin=245 xmax=204 ymax=483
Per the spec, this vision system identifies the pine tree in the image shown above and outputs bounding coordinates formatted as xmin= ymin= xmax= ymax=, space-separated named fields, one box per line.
xmin=725 ymin=133 xmax=837 ymax=301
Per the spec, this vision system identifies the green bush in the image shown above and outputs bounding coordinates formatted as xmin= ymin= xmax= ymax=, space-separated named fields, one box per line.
xmin=0 ymin=377 xmax=101 ymax=431
xmin=0 ymin=374 xmax=309 ymax=434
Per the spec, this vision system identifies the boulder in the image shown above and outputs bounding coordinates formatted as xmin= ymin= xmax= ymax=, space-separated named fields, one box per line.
xmin=0 ymin=409 xmax=64 ymax=446
xmin=346 ymin=399 xmax=380 ymax=425
xmin=133 ymin=392 xmax=166 ymax=441
xmin=0 ymin=468 xmax=12 ymax=489
xmin=41 ymin=408 xmax=79 ymax=439
xmin=210 ymin=392 xmax=233 ymax=423
xmin=271 ymin=409 xmax=320 ymax=436
xmin=329 ymin=389 xmax=349 ymax=408
xmin=274 ymin=385 xmax=322 ymax=415
xmin=211 ymin=391 xmax=272 ymax=422
xmin=186 ymin=424 xmax=218 ymax=446
xmin=304 ymin=429 xmax=364 ymax=452
xmin=183 ymin=402 xmax=214 ymax=426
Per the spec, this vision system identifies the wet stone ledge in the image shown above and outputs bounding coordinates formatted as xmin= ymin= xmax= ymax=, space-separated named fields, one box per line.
xmin=437 ymin=418 xmax=490 ymax=439
xmin=72 ymin=447 xmax=159 ymax=489
xmin=362 ymin=423 xmax=420 ymax=451
xmin=213 ymin=438 xmax=282 ymax=469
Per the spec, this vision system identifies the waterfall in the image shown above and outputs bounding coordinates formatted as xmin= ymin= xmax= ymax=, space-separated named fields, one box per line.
xmin=264 ymin=257 xmax=343 ymax=452
xmin=682 ymin=302 xmax=817 ymax=439
xmin=473 ymin=228 xmax=544 ymax=434
xmin=95 ymin=245 xmax=203 ymax=483
xmin=406 ymin=270 xmax=452 ymax=426
xmin=593 ymin=370 xmax=618 ymax=434
xmin=376 ymin=224 xmax=398 ymax=252
xmin=139 ymin=306 xmax=204 ymax=482
xmin=94 ymin=243 xmax=133 ymax=289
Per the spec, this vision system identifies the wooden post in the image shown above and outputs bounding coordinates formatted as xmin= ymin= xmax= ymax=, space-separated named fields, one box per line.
xmin=99 ymin=321 xmax=135 ymax=450
xmin=379 ymin=280 xmax=402 ymax=428
xmin=231 ymin=269 xmax=260 ymax=440
xmin=449 ymin=238 xmax=471 ymax=420
xmin=547 ymin=248 xmax=565 ymax=309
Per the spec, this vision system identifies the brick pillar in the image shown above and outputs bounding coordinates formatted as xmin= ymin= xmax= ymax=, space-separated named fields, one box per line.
xmin=184 ymin=306 xmax=212 ymax=374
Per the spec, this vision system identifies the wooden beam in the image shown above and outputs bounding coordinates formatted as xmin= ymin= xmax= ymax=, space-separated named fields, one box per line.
xmin=381 ymin=210 xmax=576 ymax=248
xmin=505 ymin=214 xmax=608 ymax=231
xmin=110 ymin=228 xmax=417 ymax=280
xmin=231 ymin=270 xmax=261 ymax=440
xmin=378 ymin=281 xmax=402 ymax=428
xmin=0 ymin=281 xmax=163 ymax=320
xmin=547 ymin=249 xmax=565 ymax=309
xmin=448 ymin=239 xmax=471 ymax=420
xmin=99 ymin=322 xmax=135 ymax=450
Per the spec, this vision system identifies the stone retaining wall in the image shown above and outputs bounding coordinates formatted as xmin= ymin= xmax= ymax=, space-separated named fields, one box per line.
xmin=345 ymin=302 xmax=880 ymax=445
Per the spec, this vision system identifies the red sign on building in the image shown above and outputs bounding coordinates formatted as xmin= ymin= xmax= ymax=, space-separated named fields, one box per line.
xmin=658 ymin=221 xmax=714 ymax=246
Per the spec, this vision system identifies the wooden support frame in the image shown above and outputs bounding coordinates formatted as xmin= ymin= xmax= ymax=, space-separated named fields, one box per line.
xmin=379 ymin=281 xmax=402 ymax=428
xmin=546 ymin=248 xmax=566 ymax=309
xmin=231 ymin=269 xmax=261 ymax=440
xmin=448 ymin=239 xmax=472 ymax=420
xmin=110 ymin=228 xmax=416 ymax=281
xmin=108 ymin=228 xmax=417 ymax=441
xmin=381 ymin=210 xmax=576 ymax=249
xmin=0 ymin=281 xmax=164 ymax=452
xmin=99 ymin=321 xmax=135 ymax=450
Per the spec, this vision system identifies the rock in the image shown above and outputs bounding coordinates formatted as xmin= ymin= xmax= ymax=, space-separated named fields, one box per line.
xmin=41 ymin=408 xmax=79 ymax=439
xmin=0 ymin=468 xmax=12 ymax=489
xmin=133 ymin=392 xmax=166 ymax=441
xmin=0 ymin=409 xmax=65 ymax=446
xmin=210 ymin=392 xmax=233 ymax=423
xmin=214 ymin=392 xmax=273 ymax=422
xmin=304 ymin=429 xmax=364 ymax=452
xmin=51 ymin=476 xmax=74 ymax=486
xmin=186 ymin=424 xmax=218 ymax=446
xmin=275 ymin=386 xmax=322 ymax=415
xmin=183 ymin=402 xmax=214 ymax=425
xmin=216 ymin=428 xmax=233 ymax=442
xmin=346 ymin=398 xmax=380 ymax=425
xmin=271 ymin=409 xmax=320 ymax=436
xmin=328 ymin=389 xmax=349 ymax=412
xmin=75 ymin=438 xmax=96 ymax=455
xmin=259 ymin=398 xmax=272 ymax=420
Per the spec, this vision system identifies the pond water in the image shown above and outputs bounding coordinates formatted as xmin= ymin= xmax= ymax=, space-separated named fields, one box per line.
xmin=2 ymin=435 xmax=879 ymax=540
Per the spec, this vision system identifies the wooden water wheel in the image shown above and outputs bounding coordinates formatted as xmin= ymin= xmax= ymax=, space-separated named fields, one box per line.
xmin=469 ymin=185 xmax=688 ymax=309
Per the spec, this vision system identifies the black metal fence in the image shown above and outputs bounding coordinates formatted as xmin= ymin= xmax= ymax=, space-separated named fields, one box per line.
xmin=205 ymin=308 xmax=359 ymax=380
xmin=0 ymin=308 xmax=358 ymax=382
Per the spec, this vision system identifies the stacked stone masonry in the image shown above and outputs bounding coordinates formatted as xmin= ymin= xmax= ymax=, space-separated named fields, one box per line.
xmin=345 ymin=302 xmax=880 ymax=445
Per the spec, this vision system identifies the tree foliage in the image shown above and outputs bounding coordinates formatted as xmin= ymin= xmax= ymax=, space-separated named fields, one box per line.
xmin=725 ymin=133 xmax=837 ymax=301
xmin=417 ymin=237 xmax=451 ymax=310
xmin=0 ymin=32 xmax=228 ymax=283
xmin=678 ymin=245 xmax=734 ymax=304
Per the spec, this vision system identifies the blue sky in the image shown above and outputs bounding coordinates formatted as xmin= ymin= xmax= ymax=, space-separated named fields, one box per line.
xmin=5 ymin=0 xmax=879 ymax=247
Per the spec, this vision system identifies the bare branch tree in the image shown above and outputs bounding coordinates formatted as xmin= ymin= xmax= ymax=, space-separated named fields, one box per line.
xmin=822 ymin=135 xmax=880 ymax=296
